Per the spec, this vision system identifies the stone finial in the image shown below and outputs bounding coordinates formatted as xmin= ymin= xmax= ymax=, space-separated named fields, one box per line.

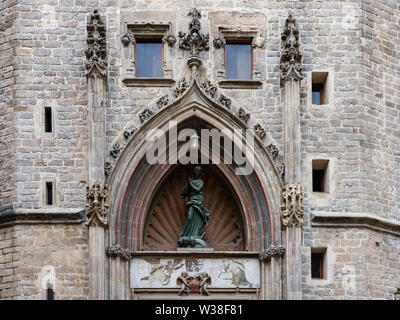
xmin=281 ymin=184 xmax=304 ymax=227
xmin=85 ymin=10 xmax=107 ymax=78
xmin=178 ymin=9 xmax=209 ymax=57
xmin=86 ymin=183 xmax=108 ymax=227
xmin=280 ymin=14 xmax=303 ymax=81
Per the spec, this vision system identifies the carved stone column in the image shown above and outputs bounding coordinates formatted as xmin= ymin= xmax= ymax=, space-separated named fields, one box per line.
xmin=106 ymin=246 xmax=131 ymax=300
xmin=85 ymin=9 xmax=108 ymax=300
xmin=280 ymin=14 xmax=304 ymax=300
xmin=259 ymin=246 xmax=285 ymax=300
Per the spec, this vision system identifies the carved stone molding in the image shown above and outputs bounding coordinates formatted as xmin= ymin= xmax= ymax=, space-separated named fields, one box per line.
xmin=176 ymin=272 xmax=211 ymax=296
xmin=280 ymin=14 xmax=303 ymax=81
xmin=281 ymin=184 xmax=304 ymax=227
xmin=254 ymin=124 xmax=266 ymax=140
xmin=236 ymin=107 xmax=250 ymax=124
xmin=213 ymin=37 xmax=226 ymax=49
xmin=157 ymin=95 xmax=170 ymax=109
xmin=105 ymin=245 xmax=131 ymax=261
xmin=85 ymin=10 xmax=107 ymax=78
xmin=218 ymin=94 xmax=231 ymax=109
xmin=178 ymin=9 xmax=209 ymax=57
xmin=277 ymin=163 xmax=285 ymax=183
xmin=173 ymin=78 xmax=189 ymax=97
xmin=86 ymin=183 xmax=108 ymax=227
xmin=105 ymin=161 xmax=113 ymax=181
xmin=252 ymin=34 xmax=265 ymax=49
xmin=200 ymin=80 xmax=217 ymax=98
xmin=259 ymin=245 xmax=286 ymax=261
xmin=163 ymin=34 xmax=177 ymax=47
xmin=110 ymin=142 xmax=121 ymax=159
xmin=266 ymin=143 xmax=279 ymax=159
xmin=121 ymin=33 xmax=132 ymax=47
xmin=139 ymin=109 xmax=154 ymax=123
xmin=123 ymin=127 xmax=137 ymax=139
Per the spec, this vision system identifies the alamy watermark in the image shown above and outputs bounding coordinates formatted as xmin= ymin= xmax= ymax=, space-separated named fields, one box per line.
xmin=145 ymin=121 xmax=256 ymax=175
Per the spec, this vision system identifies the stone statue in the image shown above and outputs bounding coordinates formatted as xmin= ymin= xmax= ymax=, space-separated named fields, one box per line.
xmin=178 ymin=166 xmax=211 ymax=248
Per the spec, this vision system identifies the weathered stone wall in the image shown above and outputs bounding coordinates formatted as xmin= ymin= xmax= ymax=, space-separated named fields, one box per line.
xmin=302 ymin=227 xmax=400 ymax=300
xmin=1 ymin=0 xmax=399 ymax=299
xmin=0 ymin=224 xmax=88 ymax=300
xmin=0 ymin=0 xmax=17 ymax=212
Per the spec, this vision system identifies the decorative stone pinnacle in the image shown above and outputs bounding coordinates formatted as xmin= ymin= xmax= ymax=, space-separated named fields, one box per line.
xmin=280 ymin=14 xmax=303 ymax=81
xmin=86 ymin=183 xmax=108 ymax=227
xmin=281 ymin=184 xmax=304 ymax=227
xmin=85 ymin=10 xmax=107 ymax=78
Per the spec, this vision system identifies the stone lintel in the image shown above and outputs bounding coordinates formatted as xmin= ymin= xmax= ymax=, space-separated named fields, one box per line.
xmin=311 ymin=213 xmax=400 ymax=237
xmin=0 ymin=208 xmax=85 ymax=227
xmin=218 ymin=79 xmax=263 ymax=89
xmin=123 ymin=77 xmax=175 ymax=87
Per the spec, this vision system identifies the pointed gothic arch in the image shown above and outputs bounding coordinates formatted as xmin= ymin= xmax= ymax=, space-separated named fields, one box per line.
xmin=107 ymin=80 xmax=283 ymax=252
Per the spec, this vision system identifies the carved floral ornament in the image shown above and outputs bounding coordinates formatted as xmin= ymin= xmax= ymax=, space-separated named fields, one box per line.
xmin=178 ymin=9 xmax=209 ymax=57
xmin=85 ymin=10 xmax=107 ymax=78
xmin=86 ymin=183 xmax=108 ymax=227
xmin=105 ymin=245 xmax=130 ymax=261
xmin=280 ymin=14 xmax=303 ymax=81
xmin=281 ymin=184 xmax=304 ymax=227
xmin=259 ymin=245 xmax=286 ymax=261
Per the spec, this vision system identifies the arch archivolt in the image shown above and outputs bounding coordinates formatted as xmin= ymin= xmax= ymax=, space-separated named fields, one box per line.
xmin=106 ymin=79 xmax=284 ymax=253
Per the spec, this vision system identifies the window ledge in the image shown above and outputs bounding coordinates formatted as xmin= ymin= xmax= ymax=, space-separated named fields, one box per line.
xmin=218 ymin=79 xmax=263 ymax=89
xmin=123 ymin=77 xmax=175 ymax=87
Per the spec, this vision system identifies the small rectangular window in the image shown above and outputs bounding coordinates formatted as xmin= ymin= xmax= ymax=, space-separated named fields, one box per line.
xmin=44 ymin=107 xmax=52 ymax=133
xmin=47 ymin=285 xmax=55 ymax=300
xmin=311 ymin=72 xmax=329 ymax=105
xmin=46 ymin=182 xmax=53 ymax=206
xmin=312 ymin=159 xmax=329 ymax=192
xmin=135 ymin=41 xmax=163 ymax=78
xmin=225 ymin=43 xmax=252 ymax=80
xmin=312 ymin=83 xmax=323 ymax=105
xmin=311 ymin=252 xmax=323 ymax=279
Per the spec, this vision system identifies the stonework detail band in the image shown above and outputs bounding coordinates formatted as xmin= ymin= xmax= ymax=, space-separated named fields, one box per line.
xmin=281 ymin=184 xmax=304 ymax=227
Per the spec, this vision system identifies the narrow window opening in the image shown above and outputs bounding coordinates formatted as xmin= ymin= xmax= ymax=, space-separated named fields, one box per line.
xmin=44 ymin=107 xmax=52 ymax=133
xmin=47 ymin=284 xmax=55 ymax=300
xmin=225 ymin=40 xmax=252 ymax=80
xmin=46 ymin=182 xmax=53 ymax=206
xmin=135 ymin=38 xmax=163 ymax=78
xmin=311 ymin=72 xmax=329 ymax=105
xmin=311 ymin=252 xmax=324 ymax=279
xmin=312 ymin=159 xmax=329 ymax=193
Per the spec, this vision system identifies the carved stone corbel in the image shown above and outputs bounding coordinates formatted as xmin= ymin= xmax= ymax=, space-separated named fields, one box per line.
xmin=236 ymin=107 xmax=250 ymax=124
xmin=281 ymin=184 xmax=304 ymax=227
xmin=86 ymin=183 xmax=108 ymax=227
xmin=280 ymin=14 xmax=303 ymax=82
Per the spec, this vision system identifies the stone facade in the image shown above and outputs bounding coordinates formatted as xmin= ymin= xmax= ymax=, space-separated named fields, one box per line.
xmin=0 ymin=0 xmax=399 ymax=299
